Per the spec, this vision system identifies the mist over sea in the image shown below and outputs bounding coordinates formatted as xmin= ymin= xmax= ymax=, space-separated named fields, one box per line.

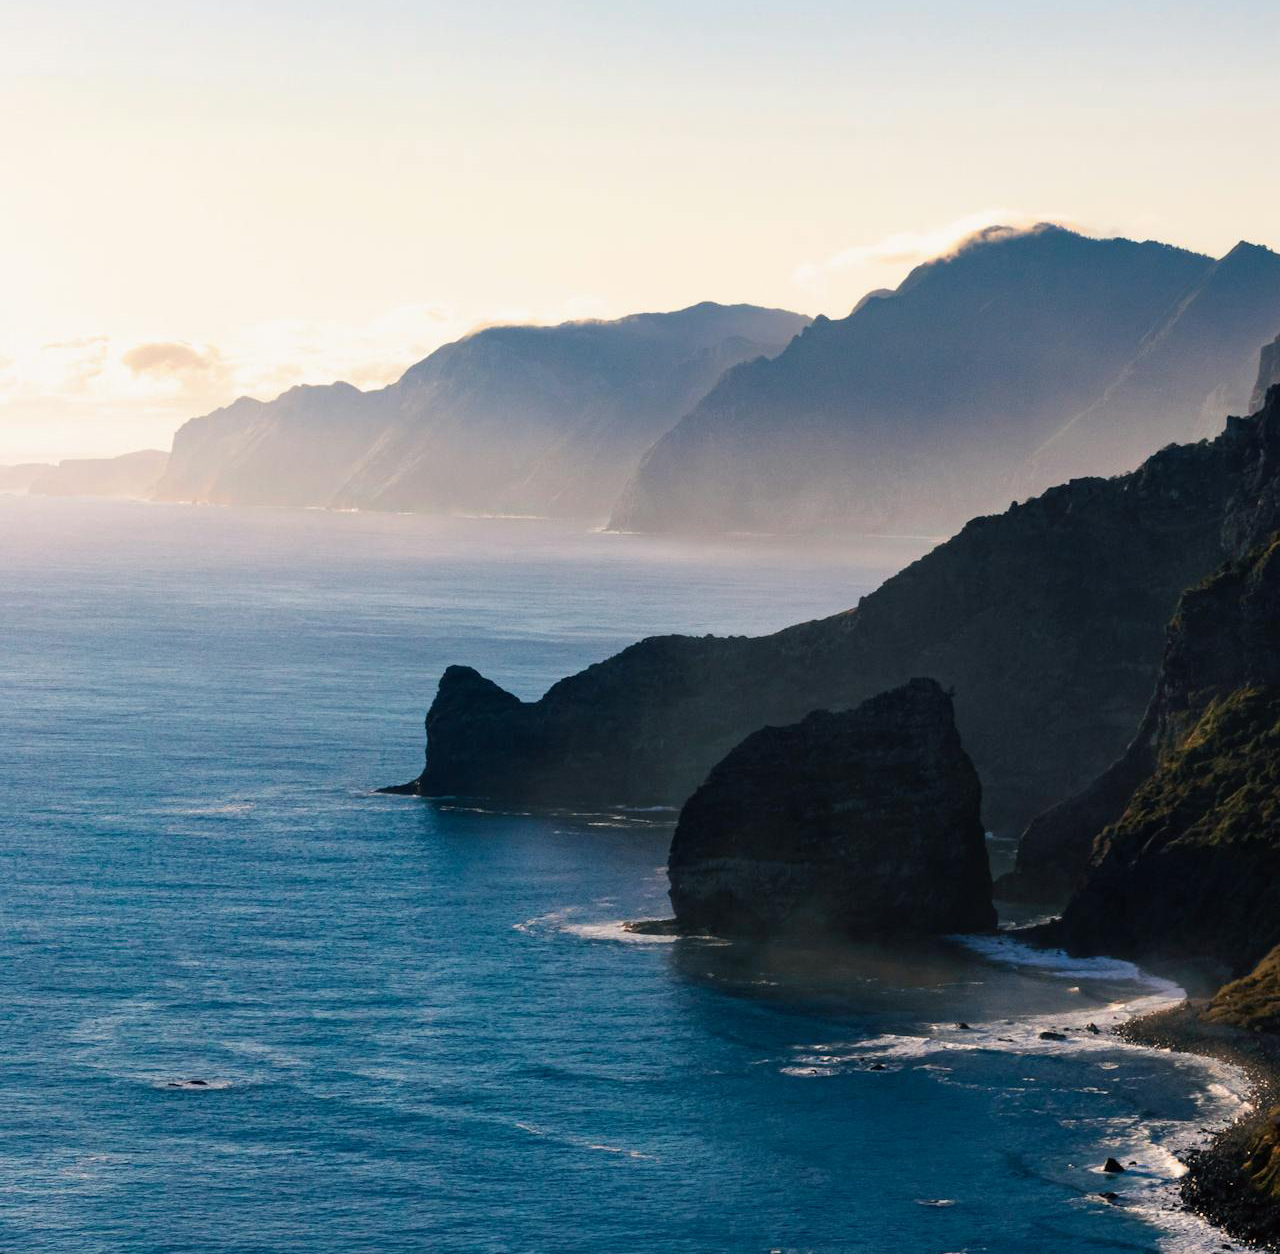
xmin=0 ymin=496 xmax=1244 ymax=1253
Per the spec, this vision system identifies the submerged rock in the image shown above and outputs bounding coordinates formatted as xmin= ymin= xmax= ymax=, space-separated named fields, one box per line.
xmin=665 ymin=679 xmax=995 ymax=939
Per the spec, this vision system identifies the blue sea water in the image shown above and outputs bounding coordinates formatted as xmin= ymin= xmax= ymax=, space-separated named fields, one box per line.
xmin=0 ymin=495 xmax=1248 ymax=1254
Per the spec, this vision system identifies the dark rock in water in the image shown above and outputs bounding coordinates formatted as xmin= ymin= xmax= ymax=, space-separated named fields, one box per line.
xmin=1039 ymin=1031 xmax=1068 ymax=1041
xmin=1098 ymin=1191 xmax=1121 ymax=1203
xmin=1103 ymin=1158 xmax=1126 ymax=1173
xmin=999 ymin=383 xmax=1280 ymax=902
xmin=956 ymin=1022 xmax=971 ymax=1030
xmin=1086 ymin=1023 xmax=1100 ymax=1035
xmin=868 ymin=1062 xmax=887 ymax=1071
xmin=393 ymin=400 xmax=1251 ymax=837
xmin=621 ymin=918 xmax=683 ymax=937
xmin=665 ymin=679 xmax=995 ymax=939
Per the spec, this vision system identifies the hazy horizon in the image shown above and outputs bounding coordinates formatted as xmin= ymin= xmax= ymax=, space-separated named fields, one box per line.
xmin=3 ymin=0 xmax=1278 ymax=463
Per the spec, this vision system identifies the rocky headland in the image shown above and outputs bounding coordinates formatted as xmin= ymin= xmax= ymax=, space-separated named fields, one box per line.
xmin=665 ymin=679 xmax=995 ymax=939
xmin=392 ymin=398 xmax=1261 ymax=836
xmin=27 ymin=449 xmax=169 ymax=500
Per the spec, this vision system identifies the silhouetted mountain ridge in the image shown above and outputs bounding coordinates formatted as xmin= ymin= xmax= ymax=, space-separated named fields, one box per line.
xmin=155 ymin=304 xmax=809 ymax=518
xmin=611 ymin=227 xmax=1280 ymax=536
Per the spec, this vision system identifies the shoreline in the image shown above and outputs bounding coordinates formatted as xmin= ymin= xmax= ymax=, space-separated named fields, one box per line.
xmin=1119 ymin=1001 xmax=1280 ymax=1251
xmin=626 ymin=921 xmax=1278 ymax=1249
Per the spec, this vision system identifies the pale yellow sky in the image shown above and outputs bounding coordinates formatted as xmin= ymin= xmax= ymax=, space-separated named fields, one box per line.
xmin=2 ymin=0 xmax=1277 ymax=462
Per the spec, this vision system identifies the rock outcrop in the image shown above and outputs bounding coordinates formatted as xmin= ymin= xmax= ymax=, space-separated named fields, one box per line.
xmin=1002 ymin=385 xmax=1280 ymax=903
xmin=665 ymin=679 xmax=995 ymax=939
xmin=1204 ymin=944 xmax=1280 ymax=1033
xmin=155 ymin=304 xmax=807 ymax=519
xmin=1251 ymin=333 xmax=1280 ymax=412
xmin=394 ymin=409 xmax=1255 ymax=835
xmin=610 ymin=227 xmax=1280 ymax=538
xmin=28 ymin=449 xmax=169 ymax=499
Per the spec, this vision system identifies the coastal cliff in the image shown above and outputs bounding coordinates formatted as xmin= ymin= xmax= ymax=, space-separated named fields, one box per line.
xmin=1002 ymin=385 xmax=1280 ymax=901
xmin=155 ymin=304 xmax=807 ymax=519
xmin=1052 ymin=535 xmax=1280 ymax=981
xmin=28 ymin=450 xmax=169 ymax=500
xmin=666 ymin=679 xmax=994 ymax=939
xmin=393 ymin=413 xmax=1252 ymax=835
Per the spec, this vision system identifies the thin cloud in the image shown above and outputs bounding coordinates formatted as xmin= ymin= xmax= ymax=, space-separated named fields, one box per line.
xmin=794 ymin=209 xmax=1087 ymax=291
xmin=123 ymin=341 xmax=223 ymax=378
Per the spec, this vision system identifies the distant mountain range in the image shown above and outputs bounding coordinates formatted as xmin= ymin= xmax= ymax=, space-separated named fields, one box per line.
xmin=18 ymin=450 xmax=169 ymax=499
xmin=611 ymin=226 xmax=1280 ymax=536
xmin=18 ymin=226 xmax=1280 ymax=533
xmin=154 ymin=304 xmax=809 ymax=517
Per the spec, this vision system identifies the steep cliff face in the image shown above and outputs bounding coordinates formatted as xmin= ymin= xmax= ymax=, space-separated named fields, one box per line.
xmin=610 ymin=228 xmax=1280 ymax=538
xmin=29 ymin=450 xmax=169 ymax=499
xmin=1051 ymin=530 xmax=1280 ymax=979
xmin=1002 ymin=386 xmax=1280 ymax=902
xmin=155 ymin=304 xmax=807 ymax=519
xmin=394 ymin=415 xmax=1255 ymax=834
xmin=666 ymin=679 xmax=994 ymax=939
xmin=156 ymin=383 xmax=385 ymax=508
xmin=1252 ymin=334 xmax=1280 ymax=412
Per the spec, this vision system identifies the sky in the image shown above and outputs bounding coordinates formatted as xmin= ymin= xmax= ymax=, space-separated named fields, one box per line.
xmin=2 ymin=0 xmax=1277 ymax=462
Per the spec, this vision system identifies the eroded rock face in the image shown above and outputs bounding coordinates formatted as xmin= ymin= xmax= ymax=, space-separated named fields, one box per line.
xmin=999 ymin=384 xmax=1280 ymax=902
xmin=1052 ymin=536 xmax=1280 ymax=979
xmin=665 ymin=679 xmax=995 ymax=939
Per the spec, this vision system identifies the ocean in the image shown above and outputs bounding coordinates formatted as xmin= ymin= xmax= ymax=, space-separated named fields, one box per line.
xmin=0 ymin=494 xmax=1248 ymax=1253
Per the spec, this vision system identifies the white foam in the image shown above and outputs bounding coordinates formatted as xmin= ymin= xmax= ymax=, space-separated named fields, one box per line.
xmin=513 ymin=1118 xmax=657 ymax=1160
xmin=952 ymin=932 xmax=1183 ymax=998
xmin=562 ymin=920 xmax=679 ymax=945
xmin=513 ymin=907 xmax=687 ymax=945
xmin=779 ymin=934 xmax=1256 ymax=1252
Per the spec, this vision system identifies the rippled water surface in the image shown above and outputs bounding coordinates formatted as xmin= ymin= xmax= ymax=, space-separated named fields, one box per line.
xmin=0 ymin=496 xmax=1241 ymax=1253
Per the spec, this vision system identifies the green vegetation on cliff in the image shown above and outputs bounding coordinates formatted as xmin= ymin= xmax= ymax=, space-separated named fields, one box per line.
xmin=1205 ymin=944 xmax=1280 ymax=1033
xmin=1055 ymin=537 xmax=1280 ymax=977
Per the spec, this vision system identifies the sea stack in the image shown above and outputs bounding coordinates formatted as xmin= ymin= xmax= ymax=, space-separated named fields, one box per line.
xmin=666 ymin=678 xmax=996 ymax=939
